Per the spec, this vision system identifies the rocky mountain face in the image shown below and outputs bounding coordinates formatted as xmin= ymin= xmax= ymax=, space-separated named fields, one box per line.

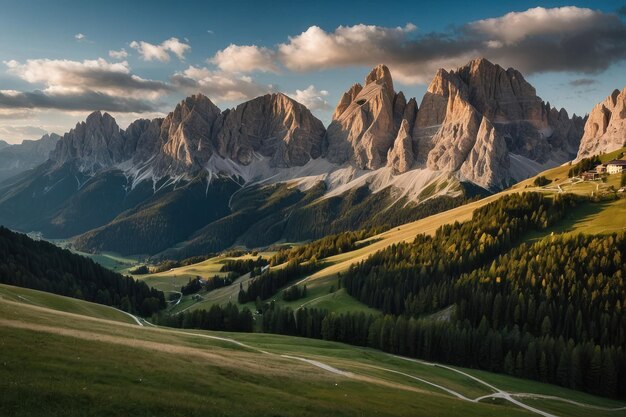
xmin=50 ymin=93 xmax=326 ymax=178
xmin=0 ymin=133 xmax=60 ymax=182
xmin=325 ymin=58 xmax=585 ymax=189
xmin=325 ymin=65 xmax=417 ymax=170
xmin=214 ymin=93 xmax=326 ymax=168
xmin=576 ymin=88 xmax=626 ymax=160
xmin=0 ymin=140 xmax=9 ymax=151
xmin=0 ymin=57 xmax=594 ymax=257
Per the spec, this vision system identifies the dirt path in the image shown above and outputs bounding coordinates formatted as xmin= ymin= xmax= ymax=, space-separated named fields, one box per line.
xmin=5 ymin=297 xmax=625 ymax=417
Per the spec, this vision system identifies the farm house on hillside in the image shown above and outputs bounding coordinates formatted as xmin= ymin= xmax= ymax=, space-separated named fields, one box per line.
xmin=606 ymin=159 xmax=626 ymax=174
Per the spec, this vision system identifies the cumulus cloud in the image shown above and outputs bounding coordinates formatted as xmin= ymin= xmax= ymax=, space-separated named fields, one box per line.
xmin=287 ymin=85 xmax=329 ymax=110
xmin=210 ymin=44 xmax=278 ymax=73
xmin=171 ymin=66 xmax=273 ymax=102
xmin=467 ymin=7 xmax=607 ymax=45
xmin=130 ymin=37 xmax=191 ymax=62
xmin=241 ymin=7 xmax=626 ymax=84
xmin=75 ymin=33 xmax=86 ymax=41
xmin=2 ymin=58 xmax=172 ymax=112
xmin=108 ymin=48 xmax=128 ymax=59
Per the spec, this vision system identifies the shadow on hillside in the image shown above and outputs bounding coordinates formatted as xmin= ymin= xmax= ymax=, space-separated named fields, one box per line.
xmin=522 ymin=200 xmax=611 ymax=243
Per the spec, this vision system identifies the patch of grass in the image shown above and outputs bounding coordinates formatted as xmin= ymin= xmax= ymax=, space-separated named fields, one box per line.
xmin=0 ymin=284 xmax=136 ymax=324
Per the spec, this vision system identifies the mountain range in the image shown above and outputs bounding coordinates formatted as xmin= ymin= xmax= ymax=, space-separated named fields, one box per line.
xmin=0 ymin=133 xmax=60 ymax=183
xmin=0 ymin=58 xmax=623 ymax=258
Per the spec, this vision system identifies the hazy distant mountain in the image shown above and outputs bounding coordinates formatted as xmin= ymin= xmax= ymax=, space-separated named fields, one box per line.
xmin=0 ymin=133 xmax=60 ymax=183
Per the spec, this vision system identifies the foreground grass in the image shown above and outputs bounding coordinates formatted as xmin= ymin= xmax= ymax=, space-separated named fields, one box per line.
xmin=1 ymin=296 xmax=535 ymax=417
xmin=2 ymin=287 xmax=625 ymax=417
xmin=0 ymin=284 xmax=136 ymax=325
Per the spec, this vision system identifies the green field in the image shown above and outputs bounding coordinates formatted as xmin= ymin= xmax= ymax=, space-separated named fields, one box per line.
xmin=0 ymin=284 xmax=137 ymax=325
xmin=2 ymin=286 xmax=625 ymax=417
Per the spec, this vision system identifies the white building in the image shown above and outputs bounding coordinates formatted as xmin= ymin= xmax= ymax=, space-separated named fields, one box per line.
xmin=606 ymin=159 xmax=626 ymax=174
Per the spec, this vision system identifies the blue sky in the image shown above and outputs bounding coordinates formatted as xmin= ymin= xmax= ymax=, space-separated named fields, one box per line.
xmin=0 ymin=0 xmax=625 ymax=142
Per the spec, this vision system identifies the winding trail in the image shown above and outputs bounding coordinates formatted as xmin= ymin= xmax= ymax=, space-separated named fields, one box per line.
xmin=8 ymin=295 xmax=624 ymax=417
xmin=128 ymin=313 xmax=626 ymax=417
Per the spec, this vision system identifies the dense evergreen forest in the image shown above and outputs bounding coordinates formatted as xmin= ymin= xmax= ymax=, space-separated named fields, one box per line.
xmin=237 ymin=260 xmax=318 ymax=303
xmin=270 ymin=229 xmax=378 ymax=266
xmin=342 ymin=192 xmax=579 ymax=315
xmin=0 ymin=227 xmax=165 ymax=316
xmin=235 ymin=193 xmax=626 ymax=398
xmin=154 ymin=302 xmax=254 ymax=332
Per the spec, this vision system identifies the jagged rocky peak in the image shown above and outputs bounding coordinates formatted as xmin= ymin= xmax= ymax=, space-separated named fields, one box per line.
xmin=325 ymin=64 xmax=407 ymax=170
xmin=577 ymin=87 xmax=626 ymax=160
xmin=456 ymin=58 xmax=544 ymax=125
xmin=51 ymin=111 xmax=126 ymax=170
xmin=333 ymin=84 xmax=363 ymax=120
xmin=213 ymin=92 xmax=326 ymax=167
xmin=365 ymin=64 xmax=395 ymax=99
xmin=387 ymin=119 xmax=414 ymax=174
xmin=155 ymin=93 xmax=221 ymax=173
xmin=459 ymin=116 xmax=510 ymax=190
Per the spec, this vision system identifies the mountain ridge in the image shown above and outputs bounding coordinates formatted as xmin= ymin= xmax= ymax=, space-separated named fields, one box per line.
xmin=0 ymin=57 xmax=616 ymax=257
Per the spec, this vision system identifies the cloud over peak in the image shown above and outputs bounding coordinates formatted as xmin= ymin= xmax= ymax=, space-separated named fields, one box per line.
xmin=206 ymin=7 xmax=626 ymax=85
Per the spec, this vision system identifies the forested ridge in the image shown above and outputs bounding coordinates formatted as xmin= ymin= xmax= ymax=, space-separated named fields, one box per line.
xmin=0 ymin=227 xmax=165 ymax=316
xmin=231 ymin=193 xmax=626 ymax=398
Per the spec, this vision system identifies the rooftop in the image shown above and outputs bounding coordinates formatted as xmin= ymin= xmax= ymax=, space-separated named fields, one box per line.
xmin=606 ymin=159 xmax=626 ymax=166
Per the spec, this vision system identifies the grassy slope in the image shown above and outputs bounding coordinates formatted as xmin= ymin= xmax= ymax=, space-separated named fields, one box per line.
xmin=0 ymin=284 xmax=137 ymax=325
xmin=2 ymin=289 xmax=625 ymax=417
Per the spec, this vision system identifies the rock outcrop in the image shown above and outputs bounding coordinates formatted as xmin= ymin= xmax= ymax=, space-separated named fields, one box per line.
xmin=576 ymin=88 xmax=626 ymax=160
xmin=459 ymin=117 xmax=509 ymax=189
xmin=214 ymin=93 xmax=325 ymax=168
xmin=153 ymin=94 xmax=221 ymax=174
xmin=387 ymin=119 xmax=414 ymax=174
xmin=325 ymin=64 xmax=403 ymax=169
xmin=51 ymin=111 xmax=125 ymax=170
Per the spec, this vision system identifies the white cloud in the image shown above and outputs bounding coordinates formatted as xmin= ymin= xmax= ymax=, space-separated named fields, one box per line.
xmin=171 ymin=66 xmax=273 ymax=102
xmin=5 ymin=58 xmax=170 ymax=99
xmin=278 ymin=23 xmax=417 ymax=72
xmin=209 ymin=7 xmax=625 ymax=85
xmin=108 ymin=48 xmax=128 ymax=59
xmin=468 ymin=6 xmax=610 ymax=45
xmin=130 ymin=37 xmax=191 ymax=62
xmin=2 ymin=58 xmax=172 ymax=112
xmin=211 ymin=44 xmax=278 ymax=73
xmin=75 ymin=33 xmax=86 ymax=41
xmin=287 ymin=85 xmax=329 ymax=110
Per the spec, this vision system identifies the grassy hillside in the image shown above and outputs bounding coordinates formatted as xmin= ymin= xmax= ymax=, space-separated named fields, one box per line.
xmin=2 ymin=287 xmax=625 ymax=417
xmin=0 ymin=284 xmax=137 ymax=324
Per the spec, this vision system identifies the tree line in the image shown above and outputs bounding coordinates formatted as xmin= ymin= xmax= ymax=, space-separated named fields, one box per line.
xmin=154 ymin=302 xmax=253 ymax=332
xmin=0 ymin=227 xmax=165 ymax=316
xmin=237 ymin=260 xmax=318 ymax=303
xmin=270 ymin=229 xmax=378 ymax=266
